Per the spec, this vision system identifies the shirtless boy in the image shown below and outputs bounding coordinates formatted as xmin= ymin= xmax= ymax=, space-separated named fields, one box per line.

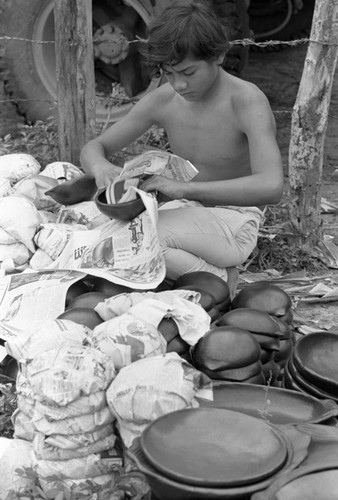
xmin=80 ymin=0 xmax=284 ymax=283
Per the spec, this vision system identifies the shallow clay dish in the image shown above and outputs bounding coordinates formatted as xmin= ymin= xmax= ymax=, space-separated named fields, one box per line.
xmin=196 ymin=381 xmax=338 ymax=425
xmin=129 ymin=426 xmax=302 ymax=500
xmin=140 ymin=408 xmax=288 ymax=488
xmin=293 ymin=332 xmax=338 ymax=397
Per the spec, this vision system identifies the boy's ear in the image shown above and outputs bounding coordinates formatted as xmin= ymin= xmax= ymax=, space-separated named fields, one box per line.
xmin=216 ymin=53 xmax=226 ymax=66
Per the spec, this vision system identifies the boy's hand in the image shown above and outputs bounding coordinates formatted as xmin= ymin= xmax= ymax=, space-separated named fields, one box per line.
xmin=92 ymin=161 xmax=122 ymax=189
xmin=139 ymin=175 xmax=186 ymax=200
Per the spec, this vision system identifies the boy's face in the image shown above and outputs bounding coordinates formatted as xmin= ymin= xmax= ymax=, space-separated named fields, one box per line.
xmin=161 ymin=55 xmax=223 ymax=102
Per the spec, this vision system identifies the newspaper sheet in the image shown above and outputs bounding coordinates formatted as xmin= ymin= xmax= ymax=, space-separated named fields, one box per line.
xmin=0 ymin=270 xmax=86 ymax=341
xmin=45 ymin=151 xmax=198 ymax=290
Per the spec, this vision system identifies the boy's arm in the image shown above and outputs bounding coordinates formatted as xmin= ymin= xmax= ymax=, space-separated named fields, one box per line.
xmin=141 ymin=90 xmax=284 ymax=207
xmin=80 ymin=91 xmax=157 ymax=188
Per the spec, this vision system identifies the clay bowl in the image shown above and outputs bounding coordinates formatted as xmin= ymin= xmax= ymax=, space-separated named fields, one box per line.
xmin=95 ymin=187 xmax=145 ymax=222
xmin=293 ymin=332 xmax=338 ymax=397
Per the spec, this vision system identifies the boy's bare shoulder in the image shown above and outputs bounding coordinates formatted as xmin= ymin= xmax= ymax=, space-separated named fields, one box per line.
xmin=229 ymin=74 xmax=271 ymax=110
xmin=140 ymin=82 xmax=176 ymax=110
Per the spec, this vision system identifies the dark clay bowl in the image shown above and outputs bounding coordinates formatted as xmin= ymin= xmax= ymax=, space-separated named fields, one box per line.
xmin=95 ymin=187 xmax=145 ymax=222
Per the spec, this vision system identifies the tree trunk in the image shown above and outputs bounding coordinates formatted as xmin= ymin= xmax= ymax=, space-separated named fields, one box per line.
xmin=288 ymin=0 xmax=338 ymax=247
xmin=54 ymin=0 xmax=96 ymax=165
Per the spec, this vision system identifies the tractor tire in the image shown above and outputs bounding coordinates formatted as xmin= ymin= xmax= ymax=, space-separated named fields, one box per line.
xmin=248 ymin=0 xmax=316 ymax=43
xmin=0 ymin=0 xmax=250 ymax=129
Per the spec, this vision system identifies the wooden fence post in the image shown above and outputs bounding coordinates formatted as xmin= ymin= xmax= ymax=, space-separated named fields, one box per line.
xmin=54 ymin=0 xmax=96 ymax=165
xmin=288 ymin=0 xmax=338 ymax=247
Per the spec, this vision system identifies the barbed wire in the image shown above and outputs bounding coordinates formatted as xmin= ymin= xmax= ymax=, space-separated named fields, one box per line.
xmin=0 ymin=33 xmax=337 ymax=121
xmin=1 ymin=34 xmax=338 ymax=48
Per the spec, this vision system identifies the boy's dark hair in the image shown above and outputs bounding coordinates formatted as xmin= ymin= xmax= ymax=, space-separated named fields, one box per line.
xmin=143 ymin=0 xmax=230 ymax=74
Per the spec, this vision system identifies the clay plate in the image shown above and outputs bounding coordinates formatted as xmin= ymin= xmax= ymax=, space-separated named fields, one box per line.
xmin=140 ymin=408 xmax=288 ymax=487
xmin=129 ymin=425 xmax=306 ymax=500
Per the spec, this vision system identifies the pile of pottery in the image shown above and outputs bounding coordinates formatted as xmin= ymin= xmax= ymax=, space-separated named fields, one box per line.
xmin=215 ymin=308 xmax=285 ymax=384
xmin=189 ymin=281 xmax=295 ymax=385
xmin=191 ymin=324 xmax=265 ymax=384
xmin=128 ymin=407 xmax=306 ymax=500
xmin=283 ymin=332 xmax=338 ymax=403
xmin=230 ymin=282 xmax=295 ymax=374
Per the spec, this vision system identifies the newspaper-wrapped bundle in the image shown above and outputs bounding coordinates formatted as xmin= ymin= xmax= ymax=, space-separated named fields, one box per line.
xmin=24 ymin=344 xmax=116 ymax=406
xmin=87 ymin=312 xmax=167 ymax=371
xmin=106 ymin=352 xmax=210 ymax=447
xmin=6 ymin=318 xmax=92 ymax=361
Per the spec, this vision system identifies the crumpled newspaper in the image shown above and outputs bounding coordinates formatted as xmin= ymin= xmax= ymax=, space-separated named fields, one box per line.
xmin=95 ymin=290 xmax=211 ymax=346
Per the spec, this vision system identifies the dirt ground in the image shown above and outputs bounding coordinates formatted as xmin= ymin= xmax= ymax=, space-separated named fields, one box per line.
xmin=242 ymin=45 xmax=338 ymax=332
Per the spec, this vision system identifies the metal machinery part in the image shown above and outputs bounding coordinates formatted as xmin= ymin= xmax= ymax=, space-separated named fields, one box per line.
xmin=0 ymin=0 xmax=315 ymax=131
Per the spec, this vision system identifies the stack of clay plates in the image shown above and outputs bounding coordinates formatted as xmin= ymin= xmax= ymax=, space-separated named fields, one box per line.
xmin=128 ymin=408 xmax=308 ymax=500
xmin=191 ymin=326 xmax=265 ymax=384
xmin=283 ymin=332 xmax=338 ymax=403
